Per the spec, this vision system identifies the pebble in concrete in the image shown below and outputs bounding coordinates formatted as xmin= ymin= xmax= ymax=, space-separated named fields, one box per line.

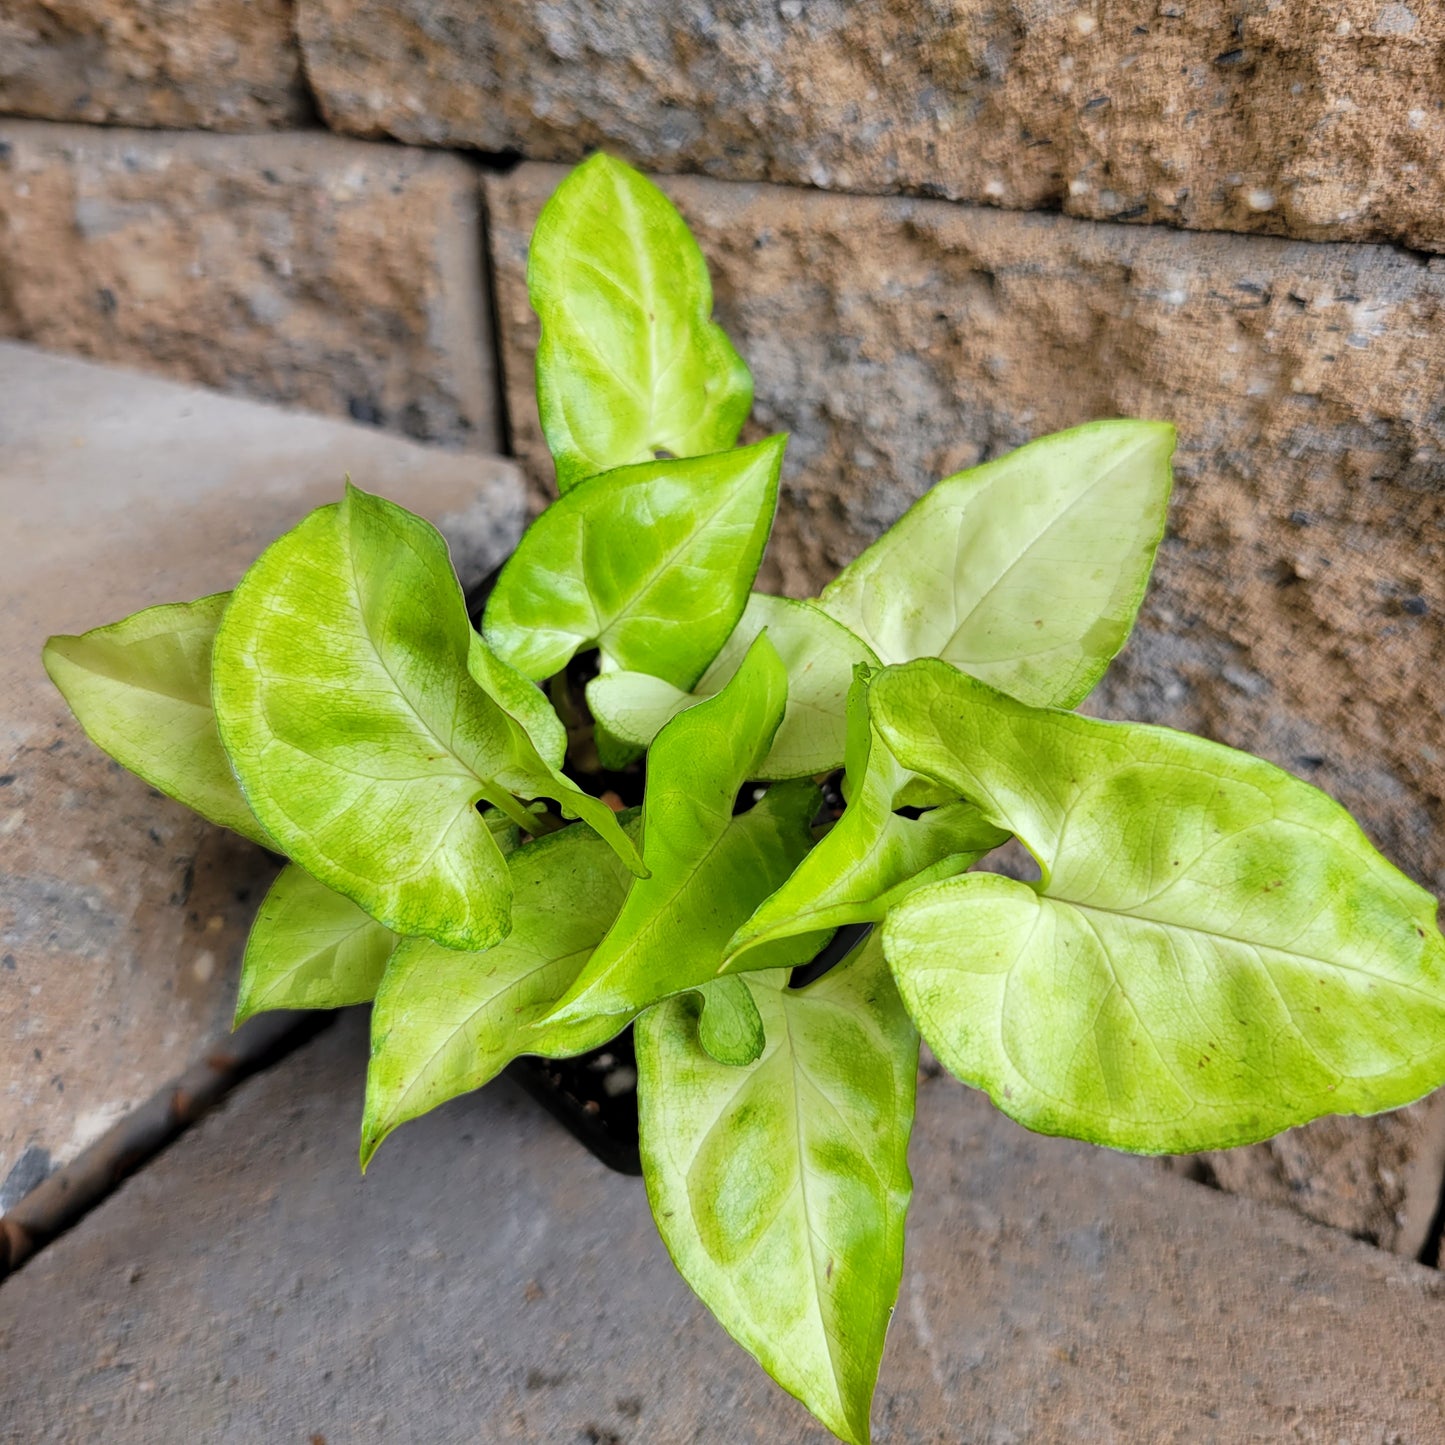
xmin=2 ymin=1011 xmax=1443 ymax=1442
xmin=0 ymin=343 xmax=526 ymax=1213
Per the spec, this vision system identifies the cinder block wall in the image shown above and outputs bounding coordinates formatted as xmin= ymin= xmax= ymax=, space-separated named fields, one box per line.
xmin=4 ymin=0 xmax=1443 ymax=1255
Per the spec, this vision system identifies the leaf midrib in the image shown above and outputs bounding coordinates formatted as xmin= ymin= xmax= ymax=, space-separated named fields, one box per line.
xmin=595 ymin=469 xmax=762 ymax=668
xmin=1038 ymin=889 xmax=1444 ymax=1004
xmin=342 ymin=505 xmax=484 ymax=791
xmin=377 ymin=940 xmax=596 ymax=1134
xmin=943 ymin=436 xmax=1150 ymax=656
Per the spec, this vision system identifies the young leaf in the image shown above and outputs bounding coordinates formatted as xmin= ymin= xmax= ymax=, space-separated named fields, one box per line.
xmin=234 ymin=863 xmax=398 ymax=1026
xmin=43 ymin=594 xmax=270 ymax=848
xmin=693 ymin=975 xmax=766 ymax=1067
xmin=361 ymin=818 xmax=642 ymax=1167
xmin=213 ymin=484 xmax=615 ymax=954
xmin=529 ymin=151 xmax=753 ymax=491
xmin=725 ymin=670 xmax=1008 ymax=967
xmin=482 ymin=437 xmax=785 ymax=689
xmin=819 ymin=420 xmax=1175 ymax=707
xmin=539 ymin=634 xmax=827 ymax=1034
xmin=873 ymin=658 xmax=1445 ymax=1153
xmin=637 ymin=935 xmax=917 ymax=1445
xmin=586 ymin=594 xmax=879 ymax=780
xmin=466 ymin=630 xmax=566 ymax=771
xmin=466 ymin=634 xmax=646 ymax=876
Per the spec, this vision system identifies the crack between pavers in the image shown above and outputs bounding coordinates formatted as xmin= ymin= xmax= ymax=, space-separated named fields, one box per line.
xmin=0 ymin=1009 xmax=335 ymax=1283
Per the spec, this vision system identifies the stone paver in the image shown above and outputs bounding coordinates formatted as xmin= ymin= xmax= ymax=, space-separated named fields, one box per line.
xmin=0 ymin=344 xmax=526 ymax=1213
xmin=302 ymin=0 xmax=1445 ymax=251
xmin=0 ymin=122 xmax=500 ymax=449
xmin=0 ymin=0 xmax=308 ymax=131
xmin=487 ymin=162 xmax=1445 ymax=1250
xmin=2 ymin=1009 xmax=1443 ymax=1443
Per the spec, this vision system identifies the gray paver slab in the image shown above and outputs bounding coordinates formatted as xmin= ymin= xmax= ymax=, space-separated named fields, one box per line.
xmin=2 ymin=1011 xmax=1442 ymax=1443
xmin=0 ymin=344 xmax=526 ymax=1210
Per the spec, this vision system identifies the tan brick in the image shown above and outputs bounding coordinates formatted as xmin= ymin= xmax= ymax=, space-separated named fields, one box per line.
xmin=487 ymin=163 xmax=1445 ymax=1247
xmin=0 ymin=344 xmax=526 ymax=1211
xmin=0 ymin=0 xmax=308 ymax=131
xmin=0 ymin=122 xmax=500 ymax=449
xmin=304 ymin=0 xmax=1445 ymax=250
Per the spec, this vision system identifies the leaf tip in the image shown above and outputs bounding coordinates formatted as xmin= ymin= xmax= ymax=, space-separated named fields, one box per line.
xmin=358 ymin=1136 xmax=379 ymax=1175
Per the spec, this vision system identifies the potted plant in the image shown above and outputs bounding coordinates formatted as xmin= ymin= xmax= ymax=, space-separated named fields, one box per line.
xmin=44 ymin=154 xmax=1445 ymax=1445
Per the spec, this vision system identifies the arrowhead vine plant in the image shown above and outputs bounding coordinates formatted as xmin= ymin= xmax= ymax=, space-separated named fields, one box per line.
xmin=45 ymin=154 xmax=1445 ymax=1442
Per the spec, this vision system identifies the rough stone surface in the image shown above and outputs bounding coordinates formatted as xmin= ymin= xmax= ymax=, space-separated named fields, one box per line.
xmin=1167 ymin=1091 xmax=1445 ymax=1257
xmin=0 ymin=343 xmax=526 ymax=1212
xmin=489 ymin=163 xmax=1445 ymax=1247
xmin=304 ymin=0 xmax=1445 ymax=251
xmin=0 ymin=0 xmax=309 ymax=131
xmin=4 ymin=1010 xmax=1445 ymax=1442
xmin=0 ymin=121 xmax=501 ymax=449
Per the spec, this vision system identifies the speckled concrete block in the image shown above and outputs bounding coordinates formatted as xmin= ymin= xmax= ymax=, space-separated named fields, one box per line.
xmin=0 ymin=122 xmax=501 ymax=449
xmin=487 ymin=163 xmax=1445 ymax=1249
xmin=301 ymin=0 xmax=1445 ymax=251
xmin=0 ymin=0 xmax=309 ymax=131
xmin=0 ymin=344 xmax=526 ymax=1215
xmin=3 ymin=1011 xmax=1444 ymax=1442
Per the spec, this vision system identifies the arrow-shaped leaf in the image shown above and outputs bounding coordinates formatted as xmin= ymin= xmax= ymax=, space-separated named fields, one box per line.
xmin=235 ymin=863 xmax=398 ymax=1025
xmin=819 ymin=420 xmax=1175 ymax=707
xmin=481 ymin=437 xmax=784 ymax=689
xmin=234 ymin=811 xmax=521 ymax=1028
xmin=44 ymin=594 xmax=270 ymax=847
xmin=637 ymin=934 xmax=917 ymax=1445
xmin=214 ymin=484 xmax=635 ymax=953
xmin=530 ymin=152 xmax=754 ymax=491
xmin=874 ymin=658 xmax=1445 ymax=1153
xmin=726 ymin=669 xmax=1008 ymax=967
xmin=540 ymin=634 xmax=826 ymax=1033
xmin=361 ymin=816 xmax=643 ymax=1167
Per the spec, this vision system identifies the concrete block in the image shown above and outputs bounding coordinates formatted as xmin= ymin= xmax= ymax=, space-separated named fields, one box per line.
xmin=301 ymin=0 xmax=1445 ymax=251
xmin=0 ymin=122 xmax=501 ymax=449
xmin=2 ymin=1011 xmax=1443 ymax=1441
xmin=0 ymin=0 xmax=308 ymax=131
xmin=0 ymin=343 xmax=526 ymax=1212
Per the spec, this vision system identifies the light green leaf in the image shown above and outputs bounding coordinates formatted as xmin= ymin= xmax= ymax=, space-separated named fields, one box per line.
xmin=540 ymin=634 xmax=827 ymax=1033
xmin=467 ymin=630 xmax=566 ymax=771
xmin=726 ymin=670 xmax=1008 ymax=967
xmin=874 ymin=658 xmax=1445 ymax=1153
xmin=819 ymin=420 xmax=1175 ymax=707
xmin=637 ymin=935 xmax=917 ymax=1445
xmin=481 ymin=437 xmax=785 ymax=689
xmin=693 ymin=975 xmax=766 ymax=1066
xmin=234 ymin=863 xmax=398 ymax=1026
xmin=213 ymin=484 xmax=632 ymax=954
xmin=530 ymin=151 xmax=753 ymax=491
xmin=586 ymin=593 xmax=879 ymax=780
xmin=43 ymin=594 xmax=270 ymax=847
xmin=467 ymin=633 xmax=646 ymax=876
xmin=361 ymin=818 xmax=642 ymax=1167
